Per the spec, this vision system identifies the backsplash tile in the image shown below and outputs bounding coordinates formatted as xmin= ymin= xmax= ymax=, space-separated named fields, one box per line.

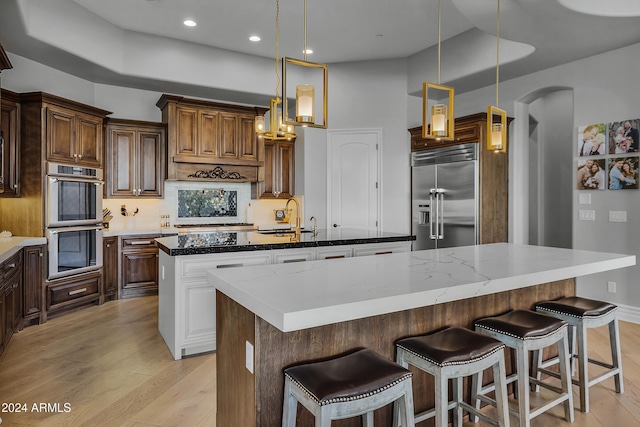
xmin=178 ymin=189 xmax=237 ymax=218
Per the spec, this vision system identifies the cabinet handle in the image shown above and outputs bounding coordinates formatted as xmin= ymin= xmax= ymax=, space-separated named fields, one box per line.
xmin=217 ymin=263 xmax=244 ymax=268
xmin=325 ymin=255 xmax=346 ymax=259
xmin=69 ymin=288 xmax=87 ymax=296
xmin=39 ymin=253 xmax=43 ymax=257
xmin=282 ymin=258 xmax=307 ymax=263
xmin=130 ymin=240 xmax=152 ymax=245
xmin=7 ymin=263 xmax=16 ymax=268
xmin=375 ymin=251 xmax=393 ymax=255
xmin=13 ymin=283 xmax=18 ymax=289
xmin=78 ymin=154 xmax=82 ymax=159
xmin=106 ymin=244 xmax=110 ymax=248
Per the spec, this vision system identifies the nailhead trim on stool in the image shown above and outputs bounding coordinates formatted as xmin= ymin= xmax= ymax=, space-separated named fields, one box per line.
xmin=535 ymin=296 xmax=624 ymax=413
xmin=282 ymin=348 xmax=415 ymax=427
xmin=395 ymin=327 xmax=510 ymax=427
xmin=475 ymin=310 xmax=574 ymax=427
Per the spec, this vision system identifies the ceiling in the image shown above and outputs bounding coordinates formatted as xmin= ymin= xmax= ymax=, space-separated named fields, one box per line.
xmin=2 ymin=0 xmax=640 ymax=102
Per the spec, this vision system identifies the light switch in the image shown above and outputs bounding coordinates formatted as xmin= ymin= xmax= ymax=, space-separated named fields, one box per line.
xmin=578 ymin=210 xmax=595 ymax=221
xmin=609 ymin=211 xmax=627 ymax=222
xmin=578 ymin=193 xmax=591 ymax=205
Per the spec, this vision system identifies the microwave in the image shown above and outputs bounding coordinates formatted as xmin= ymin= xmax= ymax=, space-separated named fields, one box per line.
xmin=46 ymin=163 xmax=104 ymax=227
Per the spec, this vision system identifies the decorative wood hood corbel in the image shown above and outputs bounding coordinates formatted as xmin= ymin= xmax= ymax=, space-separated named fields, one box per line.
xmin=157 ymin=94 xmax=268 ymax=182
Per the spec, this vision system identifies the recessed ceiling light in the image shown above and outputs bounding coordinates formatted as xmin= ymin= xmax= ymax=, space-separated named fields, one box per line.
xmin=303 ymin=48 xmax=313 ymax=55
xmin=183 ymin=19 xmax=197 ymax=27
xmin=249 ymin=35 xmax=261 ymax=42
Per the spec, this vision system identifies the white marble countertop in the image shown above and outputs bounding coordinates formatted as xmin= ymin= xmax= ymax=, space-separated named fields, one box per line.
xmin=0 ymin=236 xmax=48 ymax=264
xmin=207 ymin=243 xmax=636 ymax=332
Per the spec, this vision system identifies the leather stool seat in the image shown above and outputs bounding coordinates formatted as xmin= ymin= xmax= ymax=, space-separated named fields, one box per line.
xmin=475 ymin=310 xmax=574 ymax=427
xmin=475 ymin=309 xmax=567 ymax=340
xmin=397 ymin=326 xmax=504 ymax=366
xmin=536 ymin=296 xmax=616 ymax=318
xmin=395 ymin=327 xmax=510 ymax=427
xmin=535 ymin=296 xmax=623 ymax=413
xmin=284 ymin=348 xmax=412 ymax=406
xmin=282 ymin=348 xmax=415 ymax=427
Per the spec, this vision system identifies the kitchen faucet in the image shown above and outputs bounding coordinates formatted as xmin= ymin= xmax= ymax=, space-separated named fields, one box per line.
xmin=285 ymin=197 xmax=301 ymax=239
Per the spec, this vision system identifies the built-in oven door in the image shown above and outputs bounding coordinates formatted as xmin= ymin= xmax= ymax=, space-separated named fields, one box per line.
xmin=47 ymin=225 xmax=103 ymax=280
xmin=46 ymin=175 xmax=103 ymax=227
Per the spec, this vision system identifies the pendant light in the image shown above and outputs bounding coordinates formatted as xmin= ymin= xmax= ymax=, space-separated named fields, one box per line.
xmin=487 ymin=0 xmax=507 ymax=153
xmin=256 ymin=0 xmax=296 ymax=141
xmin=423 ymin=0 xmax=455 ymax=141
xmin=282 ymin=0 xmax=328 ymax=129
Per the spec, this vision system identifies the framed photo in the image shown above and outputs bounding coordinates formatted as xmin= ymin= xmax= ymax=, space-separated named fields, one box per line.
xmin=607 ymin=156 xmax=639 ymax=190
xmin=607 ymin=119 xmax=640 ymax=154
xmin=577 ymin=123 xmax=606 ymax=156
xmin=577 ymin=159 xmax=606 ymax=190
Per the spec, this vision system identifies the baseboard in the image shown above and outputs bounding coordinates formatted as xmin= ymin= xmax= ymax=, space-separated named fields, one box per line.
xmin=617 ymin=303 xmax=640 ymax=325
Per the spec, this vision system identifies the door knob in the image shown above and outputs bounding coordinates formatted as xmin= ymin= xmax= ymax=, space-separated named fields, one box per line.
xmin=333 ymin=223 xmax=340 ymax=228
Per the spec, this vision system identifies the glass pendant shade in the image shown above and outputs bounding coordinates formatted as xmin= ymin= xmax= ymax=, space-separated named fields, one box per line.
xmin=296 ymin=84 xmax=315 ymax=124
xmin=431 ymin=104 xmax=448 ymax=136
xmin=255 ymin=115 xmax=265 ymax=135
xmin=487 ymin=105 xmax=507 ymax=153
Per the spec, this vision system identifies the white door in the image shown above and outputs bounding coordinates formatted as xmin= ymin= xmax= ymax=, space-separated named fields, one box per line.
xmin=328 ymin=130 xmax=380 ymax=231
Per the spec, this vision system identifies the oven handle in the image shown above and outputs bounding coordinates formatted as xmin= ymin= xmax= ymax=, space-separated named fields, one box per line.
xmin=48 ymin=225 xmax=103 ymax=234
xmin=48 ymin=176 xmax=104 ymax=185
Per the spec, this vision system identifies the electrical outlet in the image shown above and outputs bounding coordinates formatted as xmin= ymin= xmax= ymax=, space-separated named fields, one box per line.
xmin=246 ymin=341 xmax=254 ymax=373
xmin=608 ymin=281 xmax=617 ymax=293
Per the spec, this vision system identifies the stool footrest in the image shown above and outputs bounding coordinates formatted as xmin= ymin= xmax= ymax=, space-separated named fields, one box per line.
xmin=529 ymin=392 xmax=571 ymax=420
xmin=529 ymin=377 xmax=563 ymax=395
xmin=414 ymin=400 xmax=458 ymax=424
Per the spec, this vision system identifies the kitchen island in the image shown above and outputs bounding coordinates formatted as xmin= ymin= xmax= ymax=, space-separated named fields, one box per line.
xmin=208 ymin=243 xmax=635 ymax=426
xmin=155 ymin=228 xmax=414 ymax=359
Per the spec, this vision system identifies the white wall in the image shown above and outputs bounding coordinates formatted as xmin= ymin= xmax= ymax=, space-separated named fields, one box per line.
xmin=424 ymin=41 xmax=640 ymax=316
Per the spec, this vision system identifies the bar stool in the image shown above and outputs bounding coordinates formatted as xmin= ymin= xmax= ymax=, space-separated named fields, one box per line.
xmin=534 ymin=296 xmax=623 ymax=413
xmin=474 ymin=310 xmax=574 ymax=427
xmin=282 ymin=348 xmax=415 ymax=427
xmin=395 ymin=327 xmax=510 ymax=427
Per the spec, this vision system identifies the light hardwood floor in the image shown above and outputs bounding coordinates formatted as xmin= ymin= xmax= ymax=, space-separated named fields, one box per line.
xmin=0 ymin=296 xmax=639 ymax=426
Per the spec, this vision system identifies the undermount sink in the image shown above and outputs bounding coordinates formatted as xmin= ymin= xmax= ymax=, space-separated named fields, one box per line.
xmin=258 ymin=229 xmax=314 ymax=235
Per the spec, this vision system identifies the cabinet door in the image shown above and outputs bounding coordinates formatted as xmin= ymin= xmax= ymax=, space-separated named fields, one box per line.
xmin=238 ymin=114 xmax=259 ymax=161
xmin=278 ymin=141 xmax=295 ymax=199
xmin=108 ymin=128 xmax=137 ymax=197
xmin=8 ymin=272 xmax=22 ymax=333
xmin=138 ymin=130 xmax=164 ymax=197
xmin=121 ymin=250 xmax=158 ymax=298
xmin=0 ymin=95 xmax=20 ymax=197
xmin=0 ymin=288 xmax=4 ymax=354
xmin=75 ymin=112 xmax=103 ymax=167
xmin=47 ymin=105 xmax=76 ymax=163
xmin=218 ymin=112 xmax=239 ymax=159
xmin=23 ymin=245 xmax=44 ymax=324
xmin=103 ymin=237 xmax=118 ymax=299
xmin=198 ymin=110 xmax=219 ymax=159
xmin=176 ymin=107 xmax=198 ymax=157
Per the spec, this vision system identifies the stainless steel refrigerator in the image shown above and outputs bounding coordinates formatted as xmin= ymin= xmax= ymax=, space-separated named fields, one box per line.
xmin=411 ymin=143 xmax=478 ymax=250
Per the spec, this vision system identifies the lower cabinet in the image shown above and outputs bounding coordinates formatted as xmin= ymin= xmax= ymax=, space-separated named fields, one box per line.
xmin=45 ymin=270 xmax=102 ymax=317
xmin=22 ymin=245 xmax=44 ymax=326
xmin=103 ymin=236 xmax=118 ymax=300
xmin=120 ymin=235 xmax=160 ymax=298
xmin=0 ymin=250 xmax=23 ymax=357
xmin=158 ymin=241 xmax=411 ymax=360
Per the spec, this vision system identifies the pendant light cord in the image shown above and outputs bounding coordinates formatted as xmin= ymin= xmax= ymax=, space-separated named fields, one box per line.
xmin=303 ymin=0 xmax=308 ymax=62
xmin=275 ymin=0 xmax=281 ymax=101
xmin=437 ymin=0 xmax=441 ymax=85
xmin=495 ymin=0 xmax=500 ymax=107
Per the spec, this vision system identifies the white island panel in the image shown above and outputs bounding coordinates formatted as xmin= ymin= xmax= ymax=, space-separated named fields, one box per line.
xmin=208 ymin=243 xmax=636 ymax=332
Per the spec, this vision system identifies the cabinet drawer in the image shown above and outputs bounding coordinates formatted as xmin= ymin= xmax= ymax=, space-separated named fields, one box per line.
xmin=454 ymin=123 xmax=480 ymax=143
xmin=121 ymin=235 xmax=160 ymax=250
xmin=48 ymin=279 xmax=99 ymax=306
xmin=0 ymin=251 xmax=23 ymax=281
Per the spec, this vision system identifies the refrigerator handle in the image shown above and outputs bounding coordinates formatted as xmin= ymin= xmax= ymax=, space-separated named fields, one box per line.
xmin=429 ymin=189 xmax=436 ymax=239
xmin=438 ymin=189 xmax=445 ymax=239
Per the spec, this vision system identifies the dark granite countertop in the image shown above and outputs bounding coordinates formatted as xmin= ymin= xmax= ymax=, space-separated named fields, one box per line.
xmin=155 ymin=228 xmax=415 ymax=256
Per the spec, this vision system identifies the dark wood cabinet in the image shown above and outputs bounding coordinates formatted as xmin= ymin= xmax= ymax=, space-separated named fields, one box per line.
xmin=252 ymin=139 xmax=295 ymax=199
xmin=0 ymin=250 xmax=22 ymax=356
xmin=22 ymin=245 xmax=44 ymax=326
xmin=45 ymin=270 xmax=102 ymax=317
xmin=106 ymin=119 xmax=165 ymax=198
xmin=409 ymin=112 xmax=511 ymax=244
xmin=103 ymin=236 xmax=118 ymax=300
xmin=0 ymin=89 xmax=20 ymax=197
xmin=157 ymin=94 xmax=267 ymax=181
xmin=46 ymin=103 xmax=105 ymax=167
xmin=120 ymin=235 xmax=159 ymax=298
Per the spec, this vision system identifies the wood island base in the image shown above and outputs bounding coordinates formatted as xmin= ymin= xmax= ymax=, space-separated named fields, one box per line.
xmin=216 ymin=279 xmax=575 ymax=426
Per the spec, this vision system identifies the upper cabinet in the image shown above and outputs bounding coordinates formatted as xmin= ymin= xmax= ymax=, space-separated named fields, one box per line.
xmin=409 ymin=112 xmax=512 ymax=244
xmin=106 ymin=119 xmax=166 ymax=198
xmin=21 ymin=92 xmax=111 ymax=169
xmin=0 ymin=89 xmax=20 ymax=197
xmin=156 ymin=94 xmax=267 ymax=182
xmin=252 ymin=138 xmax=295 ymax=199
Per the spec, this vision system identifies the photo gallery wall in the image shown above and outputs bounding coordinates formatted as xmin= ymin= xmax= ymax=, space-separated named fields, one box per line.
xmin=577 ymin=118 xmax=639 ymax=190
